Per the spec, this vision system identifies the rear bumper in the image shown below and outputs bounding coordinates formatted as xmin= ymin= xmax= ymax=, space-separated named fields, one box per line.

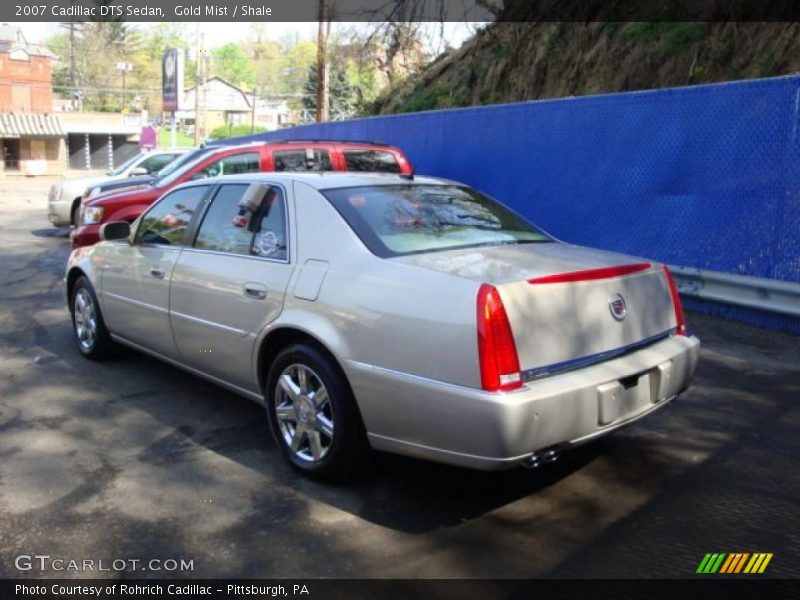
xmin=347 ymin=334 xmax=700 ymax=470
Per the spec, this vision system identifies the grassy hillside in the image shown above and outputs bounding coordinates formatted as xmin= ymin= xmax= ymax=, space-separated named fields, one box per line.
xmin=374 ymin=22 xmax=800 ymax=114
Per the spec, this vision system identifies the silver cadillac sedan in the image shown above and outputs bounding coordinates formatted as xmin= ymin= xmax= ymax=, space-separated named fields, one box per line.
xmin=65 ymin=172 xmax=699 ymax=479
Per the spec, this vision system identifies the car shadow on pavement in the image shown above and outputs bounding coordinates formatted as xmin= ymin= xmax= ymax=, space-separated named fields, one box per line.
xmin=30 ymin=227 xmax=70 ymax=239
xmin=96 ymin=348 xmax=602 ymax=535
xmin=125 ymin=352 xmax=601 ymax=533
xmin=302 ymin=444 xmax=602 ymax=534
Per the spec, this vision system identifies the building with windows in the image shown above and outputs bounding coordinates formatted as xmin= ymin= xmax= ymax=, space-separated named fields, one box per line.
xmin=181 ymin=77 xmax=252 ymax=137
xmin=0 ymin=23 xmax=65 ymax=175
xmin=59 ymin=111 xmax=146 ymax=171
xmin=179 ymin=77 xmax=292 ymax=138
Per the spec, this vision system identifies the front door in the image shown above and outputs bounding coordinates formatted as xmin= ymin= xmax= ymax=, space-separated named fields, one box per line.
xmin=99 ymin=185 xmax=210 ymax=359
xmin=170 ymin=183 xmax=294 ymax=392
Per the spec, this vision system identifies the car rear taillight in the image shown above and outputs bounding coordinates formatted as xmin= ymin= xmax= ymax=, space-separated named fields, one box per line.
xmin=662 ymin=266 xmax=687 ymax=336
xmin=477 ymin=284 xmax=522 ymax=392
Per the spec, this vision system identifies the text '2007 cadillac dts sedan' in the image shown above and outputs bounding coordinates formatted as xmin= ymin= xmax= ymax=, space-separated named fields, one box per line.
xmin=65 ymin=172 xmax=699 ymax=479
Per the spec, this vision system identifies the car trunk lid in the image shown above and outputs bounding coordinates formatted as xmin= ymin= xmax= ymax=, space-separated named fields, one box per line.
xmin=393 ymin=242 xmax=677 ymax=378
xmin=499 ymin=263 xmax=676 ymax=378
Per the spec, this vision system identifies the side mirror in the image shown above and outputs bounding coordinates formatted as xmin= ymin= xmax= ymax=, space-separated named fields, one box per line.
xmin=99 ymin=221 xmax=131 ymax=242
xmin=129 ymin=167 xmax=148 ymax=177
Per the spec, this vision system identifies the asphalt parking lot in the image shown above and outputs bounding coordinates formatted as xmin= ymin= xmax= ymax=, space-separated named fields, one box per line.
xmin=0 ymin=178 xmax=798 ymax=580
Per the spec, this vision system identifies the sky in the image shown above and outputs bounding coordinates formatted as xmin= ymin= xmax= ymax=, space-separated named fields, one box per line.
xmin=16 ymin=21 xmax=484 ymax=54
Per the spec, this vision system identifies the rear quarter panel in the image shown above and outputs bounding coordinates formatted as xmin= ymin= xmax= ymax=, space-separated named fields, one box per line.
xmin=261 ymin=180 xmax=482 ymax=389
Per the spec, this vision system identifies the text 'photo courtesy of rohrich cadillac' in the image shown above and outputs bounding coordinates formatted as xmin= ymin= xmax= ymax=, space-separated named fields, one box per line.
xmin=0 ymin=1 xmax=798 ymax=598
xmin=13 ymin=583 xmax=312 ymax=597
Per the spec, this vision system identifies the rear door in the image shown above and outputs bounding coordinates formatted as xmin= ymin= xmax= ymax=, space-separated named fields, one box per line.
xmin=169 ymin=182 xmax=294 ymax=391
xmin=100 ymin=185 xmax=211 ymax=358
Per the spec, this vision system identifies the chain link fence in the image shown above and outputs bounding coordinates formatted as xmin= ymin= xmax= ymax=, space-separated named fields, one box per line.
xmin=228 ymin=75 xmax=800 ymax=333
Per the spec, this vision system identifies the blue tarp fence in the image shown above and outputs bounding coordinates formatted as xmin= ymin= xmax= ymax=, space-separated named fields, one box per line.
xmin=226 ymin=75 xmax=800 ymax=334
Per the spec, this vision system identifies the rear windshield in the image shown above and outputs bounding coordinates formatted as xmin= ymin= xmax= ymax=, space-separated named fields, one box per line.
xmin=322 ymin=184 xmax=551 ymax=258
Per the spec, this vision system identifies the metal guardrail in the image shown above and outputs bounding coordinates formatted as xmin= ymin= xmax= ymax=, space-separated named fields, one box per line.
xmin=669 ymin=265 xmax=800 ymax=318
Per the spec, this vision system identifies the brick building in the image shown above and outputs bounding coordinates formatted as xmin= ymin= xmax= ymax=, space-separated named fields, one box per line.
xmin=0 ymin=24 xmax=65 ymax=175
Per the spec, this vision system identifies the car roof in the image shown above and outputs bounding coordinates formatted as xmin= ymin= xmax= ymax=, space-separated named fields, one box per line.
xmin=176 ymin=172 xmax=459 ymax=191
xmin=147 ymin=147 xmax=193 ymax=154
xmin=207 ymin=139 xmax=404 ymax=152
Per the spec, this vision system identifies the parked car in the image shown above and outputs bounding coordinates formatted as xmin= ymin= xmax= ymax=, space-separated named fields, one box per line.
xmin=66 ymin=172 xmax=699 ymax=479
xmin=47 ymin=148 xmax=190 ymax=227
xmin=81 ymin=144 xmax=224 ymax=200
xmin=70 ymin=140 xmax=413 ymax=248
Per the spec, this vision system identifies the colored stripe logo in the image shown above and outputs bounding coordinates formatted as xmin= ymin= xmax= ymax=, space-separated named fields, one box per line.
xmin=697 ymin=553 xmax=773 ymax=574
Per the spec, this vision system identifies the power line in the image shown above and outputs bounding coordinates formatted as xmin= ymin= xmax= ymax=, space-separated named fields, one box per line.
xmin=52 ymin=84 xmax=160 ymax=94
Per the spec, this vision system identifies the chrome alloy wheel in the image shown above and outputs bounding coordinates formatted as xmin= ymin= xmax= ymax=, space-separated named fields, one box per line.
xmin=274 ymin=364 xmax=335 ymax=462
xmin=73 ymin=288 xmax=98 ymax=351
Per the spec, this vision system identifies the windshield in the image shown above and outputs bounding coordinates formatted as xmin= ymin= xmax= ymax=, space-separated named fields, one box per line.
xmin=322 ymin=184 xmax=551 ymax=258
xmin=158 ymin=146 xmax=223 ymax=186
xmin=109 ymin=152 xmax=145 ymax=176
xmin=155 ymin=147 xmax=210 ymax=179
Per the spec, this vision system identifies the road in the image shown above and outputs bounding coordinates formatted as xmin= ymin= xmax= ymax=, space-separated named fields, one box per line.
xmin=0 ymin=178 xmax=798 ymax=579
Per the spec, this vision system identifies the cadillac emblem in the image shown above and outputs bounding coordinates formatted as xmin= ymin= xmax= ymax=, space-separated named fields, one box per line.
xmin=609 ymin=293 xmax=627 ymax=321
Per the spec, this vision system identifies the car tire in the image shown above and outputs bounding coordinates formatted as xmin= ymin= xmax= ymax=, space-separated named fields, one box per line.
xmin=70 ymin=200 xmax=80 ymax=227
xmin=70 ymin=276 xmax=115 ymax=360
xmin=265 ymin=343 xmax=370 ymax=480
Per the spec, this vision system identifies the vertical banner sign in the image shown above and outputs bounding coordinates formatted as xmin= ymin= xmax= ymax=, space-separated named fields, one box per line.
xmin=140 ymin=125 xmax=157 ymax=150
xmin=162 ymin=49 xmax=184 ymax=112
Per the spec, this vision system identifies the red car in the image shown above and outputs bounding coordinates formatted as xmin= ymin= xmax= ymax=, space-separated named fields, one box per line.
xmin=71 ymin=140 xmax=413 ymax=248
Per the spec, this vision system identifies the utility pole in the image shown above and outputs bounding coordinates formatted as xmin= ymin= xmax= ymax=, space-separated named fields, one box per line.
xmin=68 ymin=23 xmax=76 ymax=88
xmin=194 ymin=23 xmax=203 ymax=146
xmin=251 ymin=90 xmax=257 ymax=134
xmin=58 ymin=21 xmax=80 ymax=109
xmin=202 ymin=49 xmax=208 ymax=143
xmin=315 ymin=0 xmax=329 ymax=123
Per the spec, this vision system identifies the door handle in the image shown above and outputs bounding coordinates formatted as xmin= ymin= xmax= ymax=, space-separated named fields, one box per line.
xmin=243 ymin=283 xmax=267 ymax=300
xmin=150 ymin=267 xmax=165 ymax=279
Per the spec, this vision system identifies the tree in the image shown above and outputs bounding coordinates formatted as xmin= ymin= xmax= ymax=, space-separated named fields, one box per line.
xmin=47 ymin=21 xmax=191 ymax=113
xmin=302 ymin=59 xmax=357 ymax=118
xmin=315 ymin=0 xmax=331 ymax=121
xmin=281 ymin=40 xmax=317 ymax=100
xmin=211 ymin=43 xmax=255 ymax=88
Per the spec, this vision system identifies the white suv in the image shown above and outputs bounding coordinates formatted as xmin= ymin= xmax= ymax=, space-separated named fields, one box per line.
xmin=47 ymin=148 xmax=189 ymax=227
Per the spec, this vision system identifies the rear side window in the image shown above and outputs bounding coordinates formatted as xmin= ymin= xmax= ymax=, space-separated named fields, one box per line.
xmin=343 ymin=150 xmax=400 ymax=173
xmin=194 ymin=184 xmax=288 ymax=260
xmin=135 ymin=186 xmax=208 ymax=246
xmin=274 ymin=149 xmax=332 ymax=172
xmin=322 ymin=184 xmax=551 ymax=258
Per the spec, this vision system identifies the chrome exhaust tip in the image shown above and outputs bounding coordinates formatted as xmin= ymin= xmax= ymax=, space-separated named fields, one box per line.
xmin=523 ymin=447 xmax=561 ymax=469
